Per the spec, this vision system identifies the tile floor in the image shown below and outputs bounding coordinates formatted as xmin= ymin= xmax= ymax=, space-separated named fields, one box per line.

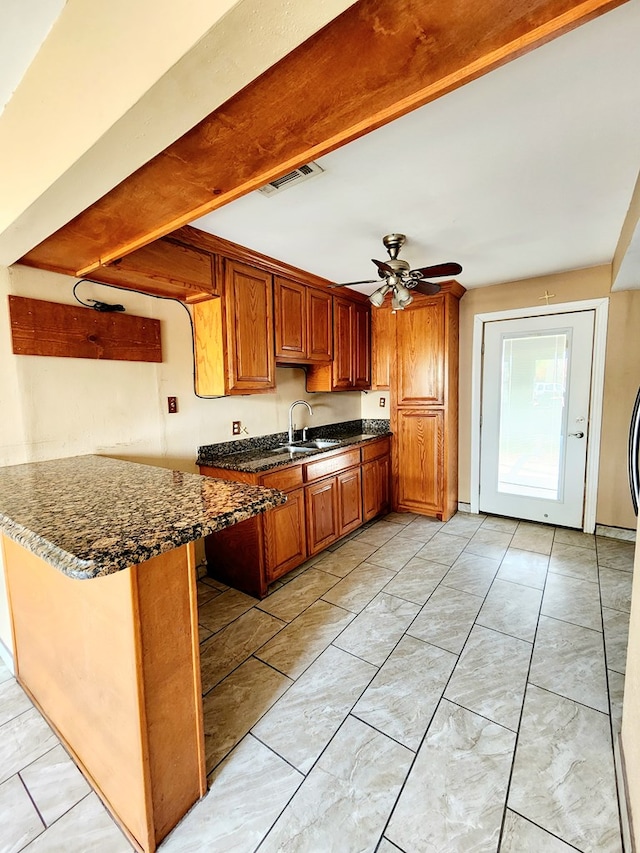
xmin=0 ymin=512 xmax=634 ymax=852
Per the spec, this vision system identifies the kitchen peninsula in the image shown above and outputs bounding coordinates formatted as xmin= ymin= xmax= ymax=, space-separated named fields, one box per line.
xmin=0 ymin=455 xmax=285 ymax=853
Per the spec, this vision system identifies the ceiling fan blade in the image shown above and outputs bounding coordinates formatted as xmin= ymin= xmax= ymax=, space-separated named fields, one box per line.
xmin=372 ymin=258 xmax=394 ymax=275
xmin=412 ymin=262 xmax=463 ymax=278
xmin=329 ymin=279 xmax=378 ymax=288
xmin=411 ymin=280 xmax=442 ymax=296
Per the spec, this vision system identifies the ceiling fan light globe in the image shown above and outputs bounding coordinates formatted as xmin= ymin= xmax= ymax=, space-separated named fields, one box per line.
xmin=394 ymin=282 xmax=414 ymax=308
xmin=369 ymin=283 xmax=390 ymax=307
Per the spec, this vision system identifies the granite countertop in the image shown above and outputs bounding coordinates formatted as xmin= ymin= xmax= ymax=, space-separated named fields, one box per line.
xmin=0 ymin=455 xmax=285 ymax=580
xmin=198 ymin=418 xmax=392 ymax=474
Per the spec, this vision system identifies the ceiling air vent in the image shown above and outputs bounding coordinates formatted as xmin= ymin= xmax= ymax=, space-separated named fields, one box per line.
xmin=257 ymin=162 xmax=324 ymax=196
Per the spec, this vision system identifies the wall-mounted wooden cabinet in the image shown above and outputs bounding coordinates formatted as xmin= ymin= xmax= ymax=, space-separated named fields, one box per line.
xmin=274 ymin=277 xmax=332 ymax=364
xmin=306 ymin=294 xmax=371 ymax=392
xmin=199 ymin=436 xmax=389 ymax=597
xmin=370 ymin=302 xmax=394 ymax=390
xmin=371 ymin=282 xmax=464 ymax=521
xmin=193 ymin=259 xmax=275 ymax=396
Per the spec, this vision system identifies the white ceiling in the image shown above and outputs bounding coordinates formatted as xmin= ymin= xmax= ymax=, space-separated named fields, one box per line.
xmin=2 ymin=2 xmax=639 ymax=292
xmin=194 ymin=1 xmax=640 ymax=293
xmin=0 ymin=0 xmax=66 ymax=116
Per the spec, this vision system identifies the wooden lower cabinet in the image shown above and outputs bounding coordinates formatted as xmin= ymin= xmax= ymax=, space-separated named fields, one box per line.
xmin=337 ymin=467 xmax=363 ymax=535
xmin=200 ymin=437 xmax=389 ymax=596
xmin=394 ymin=409 xmax=444 ymax=516
xmin=263 ymin=487 xmax=307 ymax=582
xmin=363 ymin=455 xmax=390 ymax=521
xmin=306 ymin=477 xmax=339 ymax=555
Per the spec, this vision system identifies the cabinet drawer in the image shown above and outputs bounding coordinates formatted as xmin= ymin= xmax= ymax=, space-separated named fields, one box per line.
xmin=361 ymin=437 xmax=390 ymax=463
xmin=304 ymin=449 xmax=360 ymax=482
xmin=260 ymin=466 xmax=303 ymax=491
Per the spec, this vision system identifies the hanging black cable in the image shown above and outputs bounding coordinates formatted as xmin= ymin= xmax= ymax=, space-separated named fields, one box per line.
xmin=72 ymin=279 xmax=222 ymax=399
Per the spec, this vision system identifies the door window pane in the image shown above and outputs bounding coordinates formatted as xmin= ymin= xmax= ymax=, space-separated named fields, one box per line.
xmin=498 ymin=333 xmax=568 ymax=500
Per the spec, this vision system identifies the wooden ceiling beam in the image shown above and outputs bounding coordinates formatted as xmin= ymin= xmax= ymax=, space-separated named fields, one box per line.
xmin=20 ymin=0 xmax=628 ymax=278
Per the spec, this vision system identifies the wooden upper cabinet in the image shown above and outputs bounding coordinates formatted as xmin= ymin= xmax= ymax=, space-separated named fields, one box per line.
xmin=274 ymin=278 xmax=306 ymax=361
xmin=89 ymin=237 xmax=217 ymax=303
xmin=274 ymin=278 xmax=332 ymax=364
xmin=225 ymin=260 xmax=275 ymax=392
xmin=332 ymin=297 xmax=355 ymax=389
xmin=193 ymin=259 xmax=275 ymax=396
xmin=307 ymin=288 xmax=333 ymax=363
xmin=371 ymin=303 xmax=394 ymax=390
xmin=353 ymin=301 xmax=371 ymax=389
xmin=306 ymin=293 xmax=370 ymax=392
xmin=395 ymin=297 xmax=446 ymax=406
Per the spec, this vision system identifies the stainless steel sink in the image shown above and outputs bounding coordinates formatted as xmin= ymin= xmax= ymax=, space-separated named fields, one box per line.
xmin=270 ymin=438 xmax=341 ymax=453
xmin=300 ymin=439 xmax=340 ymax=449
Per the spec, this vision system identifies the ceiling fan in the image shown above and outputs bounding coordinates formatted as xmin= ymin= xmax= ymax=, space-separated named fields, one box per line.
xmin=332 ymin=234 xmax=462 ymax=309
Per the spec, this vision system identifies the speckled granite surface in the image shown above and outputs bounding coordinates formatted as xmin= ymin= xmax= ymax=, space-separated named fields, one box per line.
xmin=197 ymin=419 xmax=392 ymax=474
xmin=0 ymin=456 xmax=286 ymax=580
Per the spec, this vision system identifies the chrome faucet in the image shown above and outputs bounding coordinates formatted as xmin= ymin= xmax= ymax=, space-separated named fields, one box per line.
xmin=288 ymin=400 xmax=313 ymax=445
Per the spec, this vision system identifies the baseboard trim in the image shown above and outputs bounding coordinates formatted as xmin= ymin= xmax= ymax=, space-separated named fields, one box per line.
xmin=0 ymin=637 xmax=14 ymax=675
xmin=457 ymin=502 xmax=473 ymax=514
xmin=596 ymin=524 xmax=636 ymax=543
xmin=616 ymin=733 xmax=635 ymax=853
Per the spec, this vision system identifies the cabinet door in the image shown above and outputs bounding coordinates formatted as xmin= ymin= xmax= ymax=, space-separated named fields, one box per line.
xmin=263 ymin=488 xmax=307 ymax=581
xmin=306 ymin=477 xmax=339 ymax=554
xmin=362 ymin=457 xmax=388 ymax=521
xmin=337 ymin=467 xmax=363 ymax=536
xmin=332 ymin=297 xmax=354 ymax=389
xmin=395 ymin=297 xmax=445 ymax=405
xmin=379 ymin=454 xmax=390 ymax=516
xmin=224 ymin=260 xmax=275 ymax=392
xmin=274 ymin=277 xmax=307 ymax=362
xmin=371 ymin=304 xmax=394 ymax=390
xmin=394 ymin=409 xmax=444 ymax=516
xmin=307 ymin=288 xmax=332 ymax=362
xmin=353 ymin=301 xmax=371 ymax=389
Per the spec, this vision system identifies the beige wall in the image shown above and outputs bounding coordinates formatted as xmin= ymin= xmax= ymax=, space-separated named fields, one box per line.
xmin=458 ymin=264 xmax=640 ymax=529
xmin=0 ymin=263 xmax=362 ymax=655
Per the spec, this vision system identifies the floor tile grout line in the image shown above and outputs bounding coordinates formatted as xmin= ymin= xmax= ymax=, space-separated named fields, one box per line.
xmin=252 ymin=516 xmax=497 ymax=851
xmin=506 ymin=807 xmax=585 ymax=852
xmin=524 ymin=682 xmax=610 ymax=717
xmin=14 ymin=772 xmax=46 ymax=841
xmin=377 ymin=529 xmax=517 ymax=850
xmin=17 ymin=790 xmax=106 ymax=852
xmin=496 ymin=534 xmax=552 ymax=852
xmin=251 ymin=666 xmax=388 ymax=852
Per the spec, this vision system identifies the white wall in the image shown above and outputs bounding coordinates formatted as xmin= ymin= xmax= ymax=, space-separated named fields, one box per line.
xmin=0 ymin=263 xmax=363 ymax=655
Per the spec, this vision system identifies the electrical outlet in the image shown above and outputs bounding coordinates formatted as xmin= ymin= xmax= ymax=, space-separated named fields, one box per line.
xmin=379 ymin=397 xmax=386 ymax=408
xmin=232 ymin=421 xmax=241 ymax=435
xmin=167 ymin=396 xmax=178 ymax=414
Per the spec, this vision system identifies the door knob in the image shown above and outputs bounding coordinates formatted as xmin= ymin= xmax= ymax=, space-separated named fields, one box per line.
xmin=569 ymin=432 xmax=585 ymax=438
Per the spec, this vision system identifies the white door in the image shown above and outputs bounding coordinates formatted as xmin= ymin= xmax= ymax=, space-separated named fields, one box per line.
xmin=479 ymin=311 xmax=594 ymax=527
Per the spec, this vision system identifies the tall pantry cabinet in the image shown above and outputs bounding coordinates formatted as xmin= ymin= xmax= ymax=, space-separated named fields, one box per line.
xmin=375 ymin=281 xmax=464 ymax=521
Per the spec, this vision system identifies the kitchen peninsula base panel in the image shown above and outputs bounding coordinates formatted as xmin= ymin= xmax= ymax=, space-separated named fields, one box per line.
xmin=2 ymin=536 xmax=206 ymax=853
xmin=204 ymin=513 xmax=268 ymax=598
